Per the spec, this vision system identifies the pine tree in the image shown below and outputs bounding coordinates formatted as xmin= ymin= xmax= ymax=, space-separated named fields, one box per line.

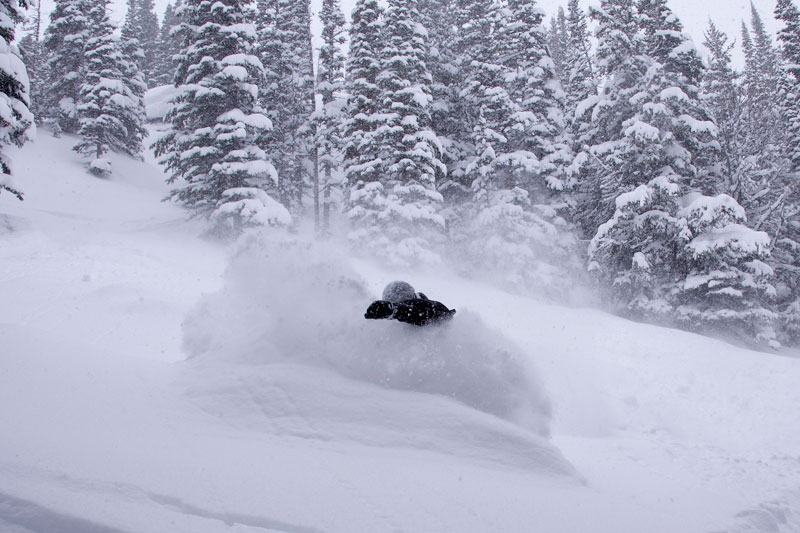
xmin=313 ymin=0 xmax=347 ymax=234
xmin=434 ymin=0 xmax=497 ymax=203
xmin=776 ymin=0 xmax=800 ymax=171
xmin=17 ymin=0 xmax=44 ymax=120
xmin=639 ymin=0 xmax=719 ymax=194
xmin=591 ymin=184 xmax=778 ymax=346
xmin=576 ymin=0 xmax=646 ymax=236
xmin=253 ymin=0 xmax=278 ymax=117
xmin=118 ymin=37 xmax=148 ymax=149
xmin=738 ymin=6 xmax=786 ymax=230
xmin=771 ymin=0 xmax=800 ymax=344
xmin=702 ymin=21 xmax=745 ymax=201
xmin=562 ymin=0 xmax=600 ymax=228
xmin=42 ymin=0 xmax=91 ymax=133
xmin=344 ymin=0 xmax=446 ymax=265
xmin=121 ymin=0 xmax=145 ymax=91
xmin=140 ymin=0 xmax=160 ymax=84
xmin=588 ymin=178 xmax=690 ymax=317
xmin=0 ymin=0 xmax=34 ymax=200
xmin=122 ymin=0 xmax=161 ymax=87
xmin=500 ymin=0 xmax=571 ymax=193
xmin=151 ymin=1 xmax=182 ymax=86
xmin=582 ymin=0 xmax=726 ymax=320
xmin=737 ymin=6 xmax=793 ymax=269
xmin=154 ymin=0 xmax=289 ymax=234
xmin=449 ymin=0 xmax=509 ymax=198
xmin=256 ymin=0 xmax=315 ymax=212
xmin=563 ymin=0 xmax=597 ymax=111
xmin=378 ymin=0 xmax=444 ymax=185
xmin=418 ymin=0 xmax=461 ymax=183
xmin=74 ymin=0 xmax=146 ymax=175
xmin=342 ymin=0 xmax=385 ymax=231
xmin=440 ymin=0 xmax=578 ymax=292
xmin=547 ymin=7 xmax=569 ymax=84
xmin=675 ymin=193 xmax=777 ymax=347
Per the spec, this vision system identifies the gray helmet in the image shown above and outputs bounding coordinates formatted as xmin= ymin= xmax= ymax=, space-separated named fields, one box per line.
xmin=382 ymin=281 xmax=417 ymax=303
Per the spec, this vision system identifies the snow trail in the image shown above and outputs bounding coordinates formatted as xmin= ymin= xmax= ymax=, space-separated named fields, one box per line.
xmin=183 ymin=234 xmax=553 ymax=431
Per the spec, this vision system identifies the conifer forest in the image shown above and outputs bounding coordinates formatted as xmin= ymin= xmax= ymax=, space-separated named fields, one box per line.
xmin=5 ymin=0 xmax=800 ymax=349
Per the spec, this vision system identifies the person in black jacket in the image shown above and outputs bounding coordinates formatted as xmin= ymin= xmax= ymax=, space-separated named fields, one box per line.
xmin=365 ymin=281 xmax=456 ymax=326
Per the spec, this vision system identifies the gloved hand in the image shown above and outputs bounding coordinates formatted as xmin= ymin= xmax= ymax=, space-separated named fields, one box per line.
xmin=365 ymin=300 xmax=394 ymax=320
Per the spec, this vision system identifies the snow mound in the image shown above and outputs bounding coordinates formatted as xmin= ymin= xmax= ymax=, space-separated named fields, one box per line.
xmin=713 ymin=488 xmax=800 ymax=533
xmin=183 ymin=234 xmax=551 ymax=433
xmin=0 ymin=213 xmax=23 ymax=234
xmin=144 ymin=85 xmax=180 ymax=122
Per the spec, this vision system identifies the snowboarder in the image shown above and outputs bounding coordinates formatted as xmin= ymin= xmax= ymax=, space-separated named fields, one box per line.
xmin=365 ymin=281 xmax=456 ymax=327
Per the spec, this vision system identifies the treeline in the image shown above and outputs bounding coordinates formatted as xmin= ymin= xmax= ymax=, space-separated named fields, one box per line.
xmin=7 ymin=0 xmax=800 ymax=348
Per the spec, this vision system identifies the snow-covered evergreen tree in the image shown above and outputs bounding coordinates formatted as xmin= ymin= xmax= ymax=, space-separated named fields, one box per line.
xmin=589 ymin=178 xmax=689 ymax=318
xmin=562 ymin=0 xmax=597 ymax=113
xmin=384 ymin=0 xmax=445 ymax=237
xmin=312 ymin=0 xmax=347 ymax=235
xmin=547 ymin=7 xmax=569 ymax=83
xmin=438 ymin=0 xmax=577 ymax=293
xmin=447 ymin=0 xmax=504 ymax=187
xmin=342 ymin=0 xmax=382 ymax=177
xmin=562 ymin=0 xmax=600 ymax=228
xmin=377 ymin=0 xmax=444 ymax=185
xmin=42 ymin=0 xmax=90 ymax=133
xmin=74 ymin=0 xmax=146 ymax=176
xmin=256 ymin=0 xmax=314 ymax=212
xmin=581 ymin=0 xmax=724 ymax=318
xmin=737 ymin=6 xmax=789 ymax=239
xmin=591 ymin=184 xmax=778 ymax=347
xmin=639 ymin=0 xmax=719 ymax=193
xmin=0 ymin=0 xmax=34 ymax=200
xmin=575 ymin=0 xmax=649 ymax=235
xmin=500 ymin=0 xmax=573 ymax=191
xmin=17 ymin=0 xmax=43 ymax=121
xmin=418 ymin=0 xmax=461 ymax=180
xmin=151 ymin=1 xmax=182 ymax=86
xmin=675 ymin=193 xmax=777 ymax=347
xmin=702 ymin=21 xmax=745 ymax=201
xmin=447 ymin=0 xmax=513 ymax=222
xmin=122 ymin=0 xmax=161 ymax=87
xmin=253 ymin=0 xmax=278 ymax=126
xmin=118 ymin=37 xmax=148 ymax=147
xmin=769 ymin=0 xmax=800 ymax=345
xmin=347 ymin=0 xmax=446 ymax=266
xmin=776 ymin=0 xmax=800 ymax=171
xmin=342 ymin=0 xmax=386 ymax=238
xmin=153 ymin=0 xmax=289 ymax=234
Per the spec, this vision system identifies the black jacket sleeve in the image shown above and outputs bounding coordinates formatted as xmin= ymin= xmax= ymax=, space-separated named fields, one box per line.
xmin=393 ymin=299 xmax=456 ymax=326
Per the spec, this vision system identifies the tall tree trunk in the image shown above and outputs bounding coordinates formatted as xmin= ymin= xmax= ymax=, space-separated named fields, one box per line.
xmin=322 ymin=166 xmax=331 ymax=235
xmin=310 ymin=38 xmax=320 ymax=235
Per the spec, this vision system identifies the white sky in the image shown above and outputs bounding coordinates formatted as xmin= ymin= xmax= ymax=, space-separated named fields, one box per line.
xmin=33 ymin=0 xmax=782 ymax=67
xmin=330 ymin=0 xmax=781 ymax=66
xmin=332 ymin=0 xmax=780 ymax=47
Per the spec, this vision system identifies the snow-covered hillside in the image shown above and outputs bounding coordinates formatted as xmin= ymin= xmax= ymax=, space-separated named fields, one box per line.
xmin=2 ymin=131 xmax=800 ymax=532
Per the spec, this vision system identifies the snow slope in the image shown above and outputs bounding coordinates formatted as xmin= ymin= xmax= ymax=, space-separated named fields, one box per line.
xmin=2 ymin=131 xmax=800 ymax=532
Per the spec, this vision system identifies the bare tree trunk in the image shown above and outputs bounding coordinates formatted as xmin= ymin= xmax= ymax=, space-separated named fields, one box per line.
xmin=322 ymin=166 xmax=331 ymax=235
xmin=312 ymin=144 xmax=320 ymax=234
xmin=309 ymin=29 xmax=321 ymax=235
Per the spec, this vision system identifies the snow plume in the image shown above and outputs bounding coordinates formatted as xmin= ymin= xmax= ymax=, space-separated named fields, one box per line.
xmin=183 ymin=234 xmax=551 ymax=433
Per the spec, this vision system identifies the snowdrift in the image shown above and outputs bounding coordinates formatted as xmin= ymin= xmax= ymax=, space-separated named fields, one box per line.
xmin=144 ymin=85 xmax=180 ymax=122
xmin=183 ymin=234 xmax=552 ymax=434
